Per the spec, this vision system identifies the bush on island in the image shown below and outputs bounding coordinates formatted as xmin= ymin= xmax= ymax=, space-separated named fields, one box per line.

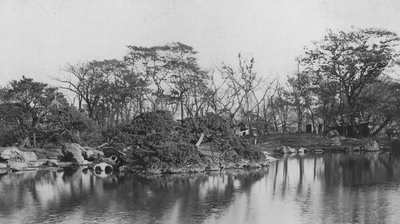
xmin=106 ymin=110 xmax=265 ymax=170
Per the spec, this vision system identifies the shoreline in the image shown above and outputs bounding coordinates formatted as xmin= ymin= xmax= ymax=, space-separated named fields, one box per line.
xmin=0 ymin=133 xmax=395 ymax=174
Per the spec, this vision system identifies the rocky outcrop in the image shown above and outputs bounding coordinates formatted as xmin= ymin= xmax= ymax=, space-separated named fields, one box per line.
xmin=0 ymin=147 xmax=37 ymax=162
xmin=61 ymin=143 xmax=87 ymax=164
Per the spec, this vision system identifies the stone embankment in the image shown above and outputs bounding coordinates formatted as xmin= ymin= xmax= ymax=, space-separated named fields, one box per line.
xmin=0 ymin=143 xmax=104 ymax=173
xmin=0 ymin=142 xmax=272 ymax=174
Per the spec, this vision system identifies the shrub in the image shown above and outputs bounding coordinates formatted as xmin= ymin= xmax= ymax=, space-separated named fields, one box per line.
xmin=129 ymin=110 xmax=177 ymax=136
xmin=178 ymin=113 xmax=244 ymax=153
xmin=125 ymin=142 xmax=202 ymax=169
xmin=109 ymin=110 xmax=265 ymax=168
xmin=154 ymin=142 xmax=201 ymax=164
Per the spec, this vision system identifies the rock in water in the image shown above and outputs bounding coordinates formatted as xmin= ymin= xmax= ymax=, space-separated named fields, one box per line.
xmin=298 ymin=147 xmax=308 ymax=154
xmin=61 ymin=143 xmax=86 ymax=164
xmin=284 ymin=146 xmax=297 ymax=154
xmin=363 ymin=140 xmax=380 ymax=152
xmin=274 ymin=146 xmax=297 ymax=154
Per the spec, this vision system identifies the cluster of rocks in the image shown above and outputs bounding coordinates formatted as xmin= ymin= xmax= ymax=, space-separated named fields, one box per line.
xmin=60 ymin=143 xmax=104 ymax=164
xmin=0 ymin=147 xmax=41 ymax=172
xmin=327 ymin=130 xmax=381 ymax=152
xmin=274 ymin=146 xmax=311 ymax=154
xmin=0 ymin=143 xmax=104 ymax=173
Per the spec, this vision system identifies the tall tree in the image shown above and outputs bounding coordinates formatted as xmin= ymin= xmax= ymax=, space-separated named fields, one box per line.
xmin=302 ymin=28 xmax=400 ymax=135
xmin=287 ymin=60 xmax=312 ymax=132
xmin=1 ymin=76 xmax=65 ymax=146
xmin=124 ymin=44 xmax=170 ymax=111
xmin=58 ymin=61 xmax=110 ymax=119
xmin=166 ymin=43 xmax=209 ymax=120
xmin=219 ymin=55 xmax=257 ymax=118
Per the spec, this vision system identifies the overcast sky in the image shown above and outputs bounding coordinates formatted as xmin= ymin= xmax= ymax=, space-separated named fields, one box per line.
xmin=1 ymin=0 xmax=400 ymax=87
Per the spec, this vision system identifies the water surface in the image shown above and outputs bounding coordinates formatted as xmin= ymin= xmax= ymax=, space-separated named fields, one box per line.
xmin=1 ymin=152 xmax=400 ymax=224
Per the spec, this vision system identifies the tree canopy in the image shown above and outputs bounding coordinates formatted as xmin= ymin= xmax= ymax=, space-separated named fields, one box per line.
xmin=299 ymin=28 xmax=400 ymax=135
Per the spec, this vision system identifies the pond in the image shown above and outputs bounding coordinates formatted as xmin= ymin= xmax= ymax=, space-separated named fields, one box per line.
xmin=1 ymin=152 xmax=400 ymax=224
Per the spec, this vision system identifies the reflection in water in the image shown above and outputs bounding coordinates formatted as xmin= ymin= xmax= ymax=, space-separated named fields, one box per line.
xmin=1 ymin=153 xmax=400 ymax=223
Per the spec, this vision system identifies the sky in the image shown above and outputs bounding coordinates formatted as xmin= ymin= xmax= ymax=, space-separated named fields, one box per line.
xmin=1 ymin=0 xmax=400 ymax=87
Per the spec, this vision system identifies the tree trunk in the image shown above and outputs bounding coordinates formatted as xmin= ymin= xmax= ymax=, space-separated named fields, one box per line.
xmin=180 ymin=96 xmax=184 ymax=122
xmin=297 ymin=106 xmax=303 ymax=133
xmin=33 ymin=132 xmax=37 ymax=148
xmin=195 ymin=133 xmax=204 ymax=148
xmin=372 ymin=115 xmax=392 ymax=136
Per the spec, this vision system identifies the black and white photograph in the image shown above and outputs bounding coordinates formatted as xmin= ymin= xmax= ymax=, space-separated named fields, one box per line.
xmin=1 ymin=0 xmax=400 ymax=223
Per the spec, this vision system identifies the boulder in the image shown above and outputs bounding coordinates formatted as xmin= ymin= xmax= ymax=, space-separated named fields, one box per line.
xmin=273 ymin=146 xmax=283 ymax=154
xmin=83 ymin=149 xmax=94 ymax=160
xmin=8 ymin=161 xmax=28 ymax=172
xmin=24 ymin=151 xmax=38 ymax=161
xmin=314 ymin=149 xmax=324 ymax=153
xmin=362 ymin=140 xmax=380 ymax=152
xmin=83 ymin=146 xmax=104 ymax=161
xmin=61 ymin=143 xmax=86 ymax=164
xmin=298 ymin=147 xmax=308 ymax=154
xmin=262 ymin=151 xmax=277 ymax=162
xmin=285 ymin=146 xmax=297 ymax=154
xmin=0 ymin=163 xmax=7 ymax=169
xmin=327 ymin=130 xmax=340 ymax=138
xmin=0 ymin=147 xmax=37 ymax=162
xmin=331 ymin=137 xmax=342 ymax=147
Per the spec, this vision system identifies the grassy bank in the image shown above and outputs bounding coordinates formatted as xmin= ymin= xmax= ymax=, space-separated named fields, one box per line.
xmin=243 ymin=133 xmax=392 ymax=154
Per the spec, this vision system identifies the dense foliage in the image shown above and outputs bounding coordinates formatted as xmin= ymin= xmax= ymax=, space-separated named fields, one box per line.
xmin=0 ymin=76 xmax=102 ymax=147
xmin=103 ymin=110 xmax=264 ymax=169
xmin=298 ymin=28 xmax=400 ymax=136
xmin=178 ymin=113 xmax=245 ymax=155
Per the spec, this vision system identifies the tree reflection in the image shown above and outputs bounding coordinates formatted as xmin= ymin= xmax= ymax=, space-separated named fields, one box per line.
xmin=0 ymin=168 xmax=267 ymax=223
xmin=322 ymin=153 xmax=400 ymax=185
xmin=3 ymin=153 xmax=400 ymax=224
xmin=268 ymin=152 xmax=400 ymax=224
